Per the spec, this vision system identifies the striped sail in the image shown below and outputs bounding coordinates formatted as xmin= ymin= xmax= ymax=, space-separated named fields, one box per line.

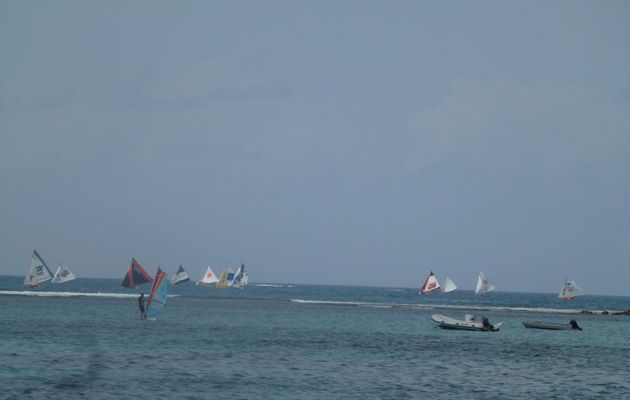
xmin=51 ymin=263 xmax=76 ymax=284
xmin=171 ymin=265 xmax=190 ymax=285
xmin=146 ymin=267 xmax=168 ymax=318
xmin=121 ymin=258 xmax=153 ymax=288
xmin=24 ymin=250 xmax=54 ymax=287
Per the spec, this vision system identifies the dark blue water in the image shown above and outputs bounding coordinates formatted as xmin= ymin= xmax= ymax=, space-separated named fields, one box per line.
xmin=1 ymin=276 xmax=629 ymax=399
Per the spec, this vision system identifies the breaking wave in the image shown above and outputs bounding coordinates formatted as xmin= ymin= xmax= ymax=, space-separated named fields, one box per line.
xmin=289 ymin=299 xmax=612 ymax=315
xmin=0 ymin=290 xmax=180 ymax=299
xmin=253 ymin=284 xmax=294 ymax=288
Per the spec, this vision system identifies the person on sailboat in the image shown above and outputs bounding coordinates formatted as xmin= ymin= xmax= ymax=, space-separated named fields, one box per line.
xmin=138 ymin=293 xmax=146 ymax=320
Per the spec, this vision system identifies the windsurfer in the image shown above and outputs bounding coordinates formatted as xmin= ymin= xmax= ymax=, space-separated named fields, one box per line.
xmin=138 ymin=293 xmax=146 ymax=320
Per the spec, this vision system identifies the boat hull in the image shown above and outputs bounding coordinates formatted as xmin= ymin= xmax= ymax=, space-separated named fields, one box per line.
xmin=431 ymin=314 xmax=502 ymax=332
xmin=522 ymin=320 xmax=576 ymax=330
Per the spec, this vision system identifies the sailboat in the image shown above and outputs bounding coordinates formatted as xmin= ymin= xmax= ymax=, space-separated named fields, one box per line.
xmin=442 ymin=276 xmax=457 ymax=293
xmin=216 ymin=265 xmax=234 ymax=288
xmin=171 ymin=265 xmax=190 ymax=285
xmin=146 ymin=266 xmax=168 ymax=319
xmin=24 ymin=250 xmax=54 ymax=287
xmin=475 ymin=271 xmax=495 ymax=296
xmin=120 ymin=258 xmax=153 ymax=288
xmin=197 ymin=266 xmax=219 ymax=286
xmin=419 ymin=271 xmax=440 ymax=294
xmin=558 ymin=278 xmax=584 ymax=300
xmin=51 ymin=263 xmax=76 ymax=284
xmin=230 ymin=264 xmax=249 ymax=288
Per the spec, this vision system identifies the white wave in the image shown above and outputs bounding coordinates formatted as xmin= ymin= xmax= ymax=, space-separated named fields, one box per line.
xmin=0 ymin=290 xmax=180 ymax=299
xmin=289 ymin=299 xmax=612 ymax=315
xmin=253 ymin=284 xmax=294 ymax=288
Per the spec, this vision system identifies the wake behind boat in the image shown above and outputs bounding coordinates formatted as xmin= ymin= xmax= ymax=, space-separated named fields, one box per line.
xmin=431 ymin=314 xmax=502 ymax=331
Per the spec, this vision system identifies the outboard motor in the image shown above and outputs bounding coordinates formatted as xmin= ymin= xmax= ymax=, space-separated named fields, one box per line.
xmin=481 ymin=316 xmax=492 ymax=331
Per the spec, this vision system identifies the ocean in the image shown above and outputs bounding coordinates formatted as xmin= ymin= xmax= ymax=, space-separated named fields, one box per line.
xmin=1 ymin=275 xmax=629 ymax=399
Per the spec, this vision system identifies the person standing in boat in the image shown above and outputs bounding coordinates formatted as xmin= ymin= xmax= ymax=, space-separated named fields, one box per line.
xmin=138 ymin=293 xmax=146 ymax=320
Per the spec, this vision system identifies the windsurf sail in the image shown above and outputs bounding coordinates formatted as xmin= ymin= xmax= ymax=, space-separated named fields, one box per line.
xmin=24 ymin=250 xmax=54 ymax=287
xmin=51 ymin=263 xmax=76 ymax=283
xmin=420 ymin=271 xmax=440 ymax=294
xmin=171 ymin=265 xmax=190 ymax=285
xmin=197 ymin=266 xmax=219 ymax=286
xmin=146 ymin=267 xmax=168 ymax=318
xmin=442 ymin=276 xmax=457 ymax=293
xmin=475 ymin=271 xmax=496 ymax=295
xmin=559 ymin=278 xmax=584 ymax=300
xmin=120 ymin=258 xmax=153 ymax=288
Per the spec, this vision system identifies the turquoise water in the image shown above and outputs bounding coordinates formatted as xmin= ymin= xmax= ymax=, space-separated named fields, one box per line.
xmin=1 ymin=276 xmax=630 ymax=399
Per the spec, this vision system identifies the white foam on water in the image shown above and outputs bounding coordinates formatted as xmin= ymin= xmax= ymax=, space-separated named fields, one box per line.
xmin=290 ymin=298 xmax=612 ymax=315
xmin=0 ymin=290 xmax=180 ymax=299
xmin=253 ymin=283 xmax=294 ymax=288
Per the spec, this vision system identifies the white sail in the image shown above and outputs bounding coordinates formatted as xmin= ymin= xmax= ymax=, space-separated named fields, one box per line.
xmin=240 ymin=271 xmax=250 ymax=287
xmin=419 ymin=271 xmax=440 ymax=294
xmin=51 ymin=263 xmax=76 ymax=283
xmin=24 ymin=250 xmax=53 ymax=287
xmin=558 ymin=278 xmax=584 ymax=299
xmin=442 ymin=276 xmax=457 ymax=293
xmin=171 ymin=265 xmax=190 ymax=285
xmin=197 ymin=266 xmax=219 ymax=285
xmin=475 ymin=271 xmax=495 ymax=295
xmin=231 ymin=264 xmax=250 ymax=288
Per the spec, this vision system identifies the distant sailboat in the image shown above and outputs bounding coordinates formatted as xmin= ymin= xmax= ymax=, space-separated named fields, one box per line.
xmin=420 ymin=271 xmax=440 ymax=294
xmin=442 ymin=276 xmax=457 ymax=293
xmin=51 ymin=263 xmax=76 ymax=284
xmin=559 ymin=278 xmax=584 ymax=300
xmin=230 ymin=264 xmax=249 ymax=288
xmin=216 ymin=265 xmax=234 ymax=288
xmin=475 ymin=271 xmax=495 ymax=296
xmin=146 ymin=266 xmax=168 ymax=319
xmin=171 ymin=265 xmax=190 ymax=285
xmin=24 ymin=250 xmax=54 ymax=287
xmin=121 ymin=258 xmax=153 ymax=288
xmin=197 ymin=266 xmax=219 ymax=286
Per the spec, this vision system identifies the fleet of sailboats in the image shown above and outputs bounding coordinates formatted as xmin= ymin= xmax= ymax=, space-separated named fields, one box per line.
xmin=23 ymin=249 xmax=593 ymax=324
xmin=417 ymin=271 xmax=498 ymax=296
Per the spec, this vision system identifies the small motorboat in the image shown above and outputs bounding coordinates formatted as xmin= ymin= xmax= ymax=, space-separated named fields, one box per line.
xmin=431 ymin=314 xmax=502 ymax=331
xmin=522 ymin=319 xmax=582 ymax=330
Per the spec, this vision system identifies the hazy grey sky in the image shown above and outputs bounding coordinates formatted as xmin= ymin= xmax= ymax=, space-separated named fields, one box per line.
xmin=1 ymin=1 xmax=629 ymax=295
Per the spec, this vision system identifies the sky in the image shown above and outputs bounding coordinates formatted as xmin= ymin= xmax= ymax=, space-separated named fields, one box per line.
xmin=1 ymin=1 xmax=629 ymax=295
